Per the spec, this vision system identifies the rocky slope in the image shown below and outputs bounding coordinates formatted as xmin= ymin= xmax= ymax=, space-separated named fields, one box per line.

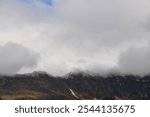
xmin=0 ymin=71 xmax=149 ymax=100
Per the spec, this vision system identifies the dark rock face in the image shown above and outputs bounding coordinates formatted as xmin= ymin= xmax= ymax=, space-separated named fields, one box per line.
xmin=0 ymin=72 xmax=150 ymax=100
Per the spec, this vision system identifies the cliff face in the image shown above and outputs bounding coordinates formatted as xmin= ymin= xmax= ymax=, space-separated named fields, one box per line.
xmin=0 ymin=72 xmax=149 ymax=100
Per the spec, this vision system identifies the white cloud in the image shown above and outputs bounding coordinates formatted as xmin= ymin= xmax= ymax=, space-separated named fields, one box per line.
xmin=0 ymin=0 xmax=150 ymax=75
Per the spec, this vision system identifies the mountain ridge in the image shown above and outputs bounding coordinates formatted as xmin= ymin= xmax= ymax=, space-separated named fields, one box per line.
xmin=0 ymin=71 xmax=149 ymax=100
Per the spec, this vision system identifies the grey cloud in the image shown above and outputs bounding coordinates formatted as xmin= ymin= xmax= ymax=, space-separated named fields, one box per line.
xmin=118 ymin=45 xmax=150 ymax=76
xmin=43 ymin=0 xmax=150 ymax=64
xmin=1 ymin=0 xmax=150 ymax=75
xmin=37 ymin=0 xmax=150 ymax=75
xmin=0 ymin=42 xmax=39 ymax=74
xmin=141 ymin=16 xmax=150 ymax=32
xmin=55 ymin=0 xmax=150 ymax=47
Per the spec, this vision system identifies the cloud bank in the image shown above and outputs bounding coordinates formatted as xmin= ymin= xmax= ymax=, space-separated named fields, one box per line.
xmin=118 ymin=45 xmax=150 ymax=76
xmin=0 ymin=0 xmax=150 ymax=75
xmin=0 ymin=42 xmax=39 ymax=74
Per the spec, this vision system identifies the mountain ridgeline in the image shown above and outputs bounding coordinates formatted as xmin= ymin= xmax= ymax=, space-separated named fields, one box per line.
xmin=0 ymin=71 xmax=150 ymax=100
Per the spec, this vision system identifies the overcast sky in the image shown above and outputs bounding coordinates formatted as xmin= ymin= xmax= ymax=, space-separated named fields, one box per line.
xmin=0 ymin=0 xmax=150 ymax=76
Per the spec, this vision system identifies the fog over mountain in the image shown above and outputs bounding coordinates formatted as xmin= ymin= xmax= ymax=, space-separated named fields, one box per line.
xmin=0 ymin=0 xmax=150 ymax=76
